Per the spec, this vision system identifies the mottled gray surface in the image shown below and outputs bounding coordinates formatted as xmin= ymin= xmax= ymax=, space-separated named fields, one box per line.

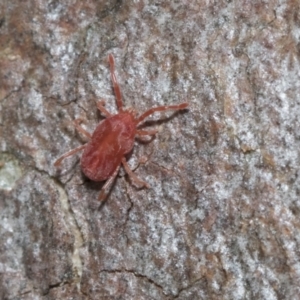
xmin=1 ymin=1 xmax=300 ymax=299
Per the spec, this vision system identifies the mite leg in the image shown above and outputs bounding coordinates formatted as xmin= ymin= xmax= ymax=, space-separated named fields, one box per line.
xmin=136 ymin=102 xmax=189 ymax=124
xmin=54 ymin=144 xmax=86 ymax=167
xmin=74 ymin=119 xmax=92 ymax=139
xmin=108 ymin=54 xmax=123 ymax=110
xmin=136 ymin=129 xmax=158 ymax=136
xmin=96 ymin=100 xmax=113 ymax=118
xmin=122 ymin=157 xmax=150 ymax=188
xmin=98 ymin=165 xmax=121 ymax=201
xmin=136 ymin=129 xmax=158 ymax=143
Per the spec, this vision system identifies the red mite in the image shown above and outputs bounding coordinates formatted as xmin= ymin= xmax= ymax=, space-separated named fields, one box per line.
xmin=54 ymin=54 xmax=188 ymax=201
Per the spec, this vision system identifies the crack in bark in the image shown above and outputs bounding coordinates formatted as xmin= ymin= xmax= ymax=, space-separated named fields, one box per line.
xmin=99 ymin=268 xmax=165 ymax=293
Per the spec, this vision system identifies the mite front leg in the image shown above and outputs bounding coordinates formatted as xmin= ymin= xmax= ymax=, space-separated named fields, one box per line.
xmin=108 ymin=54 xmax=123 ymax=111
xmin=136 ymin=102 xmax=189 ymax=124
xmin=98 ymin=165 xmax=121 ymax=201
xmin=97 ymin=100 xmax=113 ymax=118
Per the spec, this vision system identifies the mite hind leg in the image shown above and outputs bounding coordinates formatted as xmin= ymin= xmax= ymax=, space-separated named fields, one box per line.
xmin=136 ymin=129 xmax=158 ymax=143
xmin=98 ymin=165 xmax=121 ymax=201
xmin=136 ymin=129 xmax=158 ymax=136
xmin=122 ymin=157 xmax=150 ymax=188
xmin=54 ymin=144 xmax=86 ymax=167
xmin=54 ymin=118 xmax=90 ymax=167
xmin=74 ymin=119 xmax=92 ymax=139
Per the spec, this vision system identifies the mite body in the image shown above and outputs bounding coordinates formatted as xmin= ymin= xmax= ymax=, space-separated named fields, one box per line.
xmin=54 ymin=54 xmax=188 ymax=200
xmin=81 ymin=112 xmax=136 ymax=181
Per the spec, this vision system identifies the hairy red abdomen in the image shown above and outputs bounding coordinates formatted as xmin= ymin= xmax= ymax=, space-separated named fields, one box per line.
xmin=81 ymin=112 xmax=136 ymax=181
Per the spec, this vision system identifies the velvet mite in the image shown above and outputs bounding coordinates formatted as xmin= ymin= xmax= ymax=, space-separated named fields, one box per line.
xmin=54 ymin=54 xmax=188 ymax=201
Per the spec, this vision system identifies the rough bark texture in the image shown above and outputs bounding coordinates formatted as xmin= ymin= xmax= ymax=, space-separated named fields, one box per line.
xmin=1 ymin=1 xmax=300 ymax=299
